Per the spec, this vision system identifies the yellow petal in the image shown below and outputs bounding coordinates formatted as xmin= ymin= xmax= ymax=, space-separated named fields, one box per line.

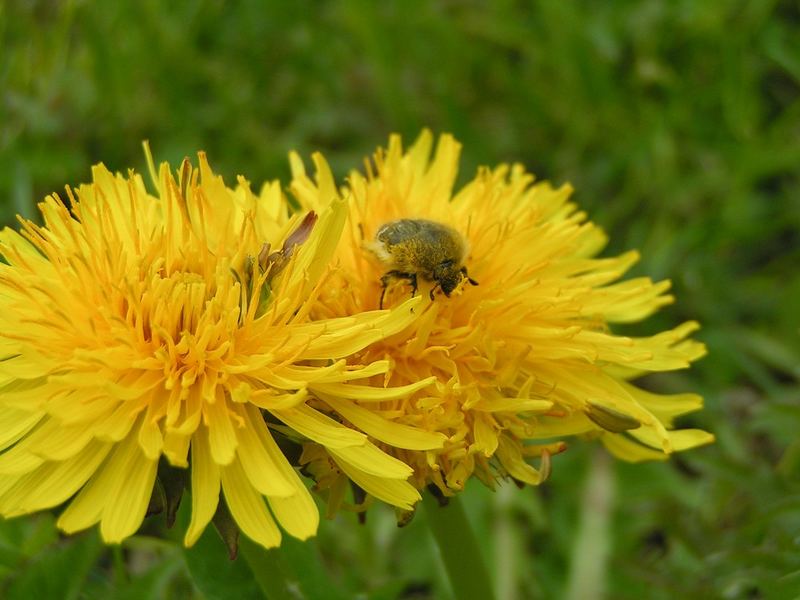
xmin=249 ymin=389 xmax=309 ymax=411
xmin=302 ymin=297 xmax=422 ymax=359
xmin=618 ymin=381 xmax=705 ymax=422
xmin=0 ymin=228 xmax=50 ymax=266
xmin=234 ymin=406 xmax=319 ymax=540
xmin=221 ymin=456 xmax=282 ymax=549
xmin=205 ymin=392 xmax=238 ymax=466
xmin=631 ymin=427 xmax=715 ymax=453
xmin=97 ymin=399 xmax=146 ymax=442
xmin=0 ymin=440 xmax=111 ymax=516
xmin=294 ymin=192 xmax=346 ymax=296
xmin=0 ymin=356 xmax=51 ymax=381
xmin=472 ymin=416 xmax=498 ymax=456
xmin=234 ymin=407 xmax=294 ymax=498
xmin=331 ymin=455 xmax=420 ymax=511
xmin=0 ymin=445 xmax=44 ymax=475
xmin=310 ymin=376 xmax=436 ymax=403
xmin=265 ymin=476 xmax=318 ymax=541
xmin=57 ymin=430 xmax=131 ymax=535
xmin=601 ymin=433 xmax=669 ymax=463
xmin=288 ymin=151 xmax=307 ymax=180
xmin=495 ymin=436 xmax=543 ymax=485
xmin=100 ymin=433 xmax=158 ymax=543
xmin=530 ymin=412 xmax=595 ymax=438
xmin=163 ymin=430 xmax=191 ymax=467
xmin=24 ymin=419 xmax=95 ymax=461
xmin=272 ymin=404 xmax=365 ymax=448
xmin=241 ymin=406 xmax=318 ymax=540
xmin=0 ymin=376 xmax=51 ymax=409
xmin=184 ymin=425 xmax=220 ymax=547
xmin=279 ymin=359 xmax=390 ymax=384
xmin=321 ymin=394 xmax=446 ymax=451
xmin=0 ymin=407 xmax=43 ymax=451
xmin=328 ymin=441 xmax=413 ymax=479
xmin=472 ymin=397 xmax=553 ymax=413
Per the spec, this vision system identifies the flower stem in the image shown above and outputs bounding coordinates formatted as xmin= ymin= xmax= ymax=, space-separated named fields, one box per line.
xmin=111 ymin=544 xmax=128 ymax=586
xmin=493 ymin=484 xmax=518 ymax=600
xmin=565 ymin=449 xmax=615 ymax=600
xmin=422 ymin=492 xmax=497 ymax=600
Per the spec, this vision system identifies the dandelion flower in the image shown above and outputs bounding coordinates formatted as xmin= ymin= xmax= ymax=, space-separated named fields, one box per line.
xmin=289 ymin=131 xmax=713 ymax=502
xmin=0 ymin=150 xmax=430 ymax=548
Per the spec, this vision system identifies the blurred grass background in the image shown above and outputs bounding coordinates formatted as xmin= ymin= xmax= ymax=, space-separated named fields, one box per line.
xmin=1 ymin=1 xmax=799 ymax=598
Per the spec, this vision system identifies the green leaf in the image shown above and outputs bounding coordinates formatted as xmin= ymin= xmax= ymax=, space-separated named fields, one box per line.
xmin=109 ymin=552 xmax=187 ymax=600
xmin=183 ymin=527 xmax=261 ymax=600
xmin=241 ymin=535 xmax=350 ymax=600
xmin=1 ymin=530 xmax=103 ymax=600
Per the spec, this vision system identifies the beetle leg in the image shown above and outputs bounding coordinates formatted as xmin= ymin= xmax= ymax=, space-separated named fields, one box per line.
xmin=380 ymin=271 xmax=417 ymax=308
xmin=409 ymin=273 xmax=418 ymax=298
xmin=461 ymin=266 xmax=479 ymax=286
xmin=379 ymin=271 xmax=399 ymax=309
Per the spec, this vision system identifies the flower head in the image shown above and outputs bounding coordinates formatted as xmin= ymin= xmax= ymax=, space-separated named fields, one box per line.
xmin=0 ymin=150 xmax=426 ymax=548
xmin=289 ymin=131 xmax=713 ymax=502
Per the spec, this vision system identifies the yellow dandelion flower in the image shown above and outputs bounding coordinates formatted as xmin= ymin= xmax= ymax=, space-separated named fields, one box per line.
xmin=288 ymin=131 xmax=713 ymax=501
xmin=0 ymin=150 xmax=430 ymax=548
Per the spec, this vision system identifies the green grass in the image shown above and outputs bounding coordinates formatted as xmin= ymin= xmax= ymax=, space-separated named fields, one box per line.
xmin=1 ymin=1 xmax=799 ymax=598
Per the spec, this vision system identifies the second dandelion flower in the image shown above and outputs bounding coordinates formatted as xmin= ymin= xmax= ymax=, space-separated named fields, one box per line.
xmin=289 ymin=130 xmax=713 ymax=512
